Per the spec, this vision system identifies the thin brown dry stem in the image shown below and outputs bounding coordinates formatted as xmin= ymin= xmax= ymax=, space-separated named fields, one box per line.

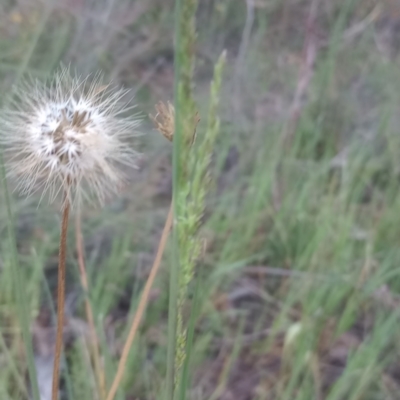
xmin=51 ymin=196 xmax=70 ymax=400
xmin=76 ymin=213 xmax=107 ymax=400
xmin=106 ymin=204 xmax=173 ymax=400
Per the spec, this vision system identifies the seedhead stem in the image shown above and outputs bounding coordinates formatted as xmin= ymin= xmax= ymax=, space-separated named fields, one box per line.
xmin=51 ymin=193 xmax=70 ymax=400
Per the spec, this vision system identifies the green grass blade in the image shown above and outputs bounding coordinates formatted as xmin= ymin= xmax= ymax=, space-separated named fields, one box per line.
xmin=166 ymin=0 xmax=185 ymax=397
xmin=0 ymin=4 xmax=54 ymax=399
xmin=0 ymin=158 xmax=41 ymax=400
xmin=177 ymin=275 xmax=201 ymax=400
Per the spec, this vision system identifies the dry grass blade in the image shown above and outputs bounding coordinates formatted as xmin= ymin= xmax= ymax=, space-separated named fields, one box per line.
xmin=106 ymin=204 xmax=173 ymax=400
xmin=76 ymin=213 xmax=107 ymax=400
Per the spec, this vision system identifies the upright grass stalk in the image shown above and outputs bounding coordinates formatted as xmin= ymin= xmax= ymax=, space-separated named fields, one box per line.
xmin=167 ymin=0 xmax=226 ymax=397
xmin=166 ymin=0 xmax=198 ymax=396
xmin=175 ymin=49 xmax=226 ymax=399
xmin=0 ymin=6 xmax=52 ymax=400
xmin=51 ymin=195 xmax=71 ymax=400
xmin=167 ymin=0 xmax=198 ymax=396
xmin=0 ymin=158 xmax=41 ymax=400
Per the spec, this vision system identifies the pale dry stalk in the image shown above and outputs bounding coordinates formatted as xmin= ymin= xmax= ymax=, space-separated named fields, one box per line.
xmin=105 ymin=103 xmax=174 ymax=400
xmin=76 ymin=214 xmax=107 ymax=399
xmin=106 ymin=204 xmax=173 ymax=400
xmin=51 ymin=195 xmax=70 ymax=400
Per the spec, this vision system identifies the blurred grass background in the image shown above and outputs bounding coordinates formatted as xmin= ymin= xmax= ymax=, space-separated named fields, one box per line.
xmin=2 ymin=0 xmax=400 ymax=399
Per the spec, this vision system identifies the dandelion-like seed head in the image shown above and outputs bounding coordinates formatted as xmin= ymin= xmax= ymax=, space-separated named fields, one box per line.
xmin=0 ymin=68 xmax=141 ymax=206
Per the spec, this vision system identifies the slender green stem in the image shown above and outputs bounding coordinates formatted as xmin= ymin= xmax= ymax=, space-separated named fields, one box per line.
xmin=166 ymin=0 xmax=184 ymax=398
xmin=166 ymin=233 xmax=179 ymax=400
xmin=0 ymin=157 xmax=41 ymax=400
xmin=178 ymin=276 xmax=201 ymax=400
xmin=0 ymin=5 xmax=59 ymax=400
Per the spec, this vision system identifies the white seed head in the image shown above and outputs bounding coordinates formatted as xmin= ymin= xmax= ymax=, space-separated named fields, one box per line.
xmin=0 ymin=68 xmax=141 ymax=206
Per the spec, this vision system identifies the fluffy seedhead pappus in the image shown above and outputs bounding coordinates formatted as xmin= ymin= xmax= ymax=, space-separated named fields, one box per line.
xmin=0 ymin=68 xmax=141 ymax=206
